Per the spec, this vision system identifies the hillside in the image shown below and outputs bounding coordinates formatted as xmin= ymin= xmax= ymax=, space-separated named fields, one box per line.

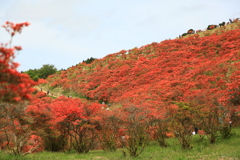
xmin=41 ymin=21 xmax=240 ymax=111
xmin=2 ymin=20 xmax=240 ymax=158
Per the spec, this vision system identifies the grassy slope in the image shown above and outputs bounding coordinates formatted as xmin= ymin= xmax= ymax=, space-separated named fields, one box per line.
xmin=1 ymin=127 xmax=240 ymax=160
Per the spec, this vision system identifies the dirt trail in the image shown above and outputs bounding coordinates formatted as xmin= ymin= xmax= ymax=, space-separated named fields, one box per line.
xmin=36 ymin=86 xmax=59 ymax=98
xmin=35 ymin=86 xmax=110 ymax=110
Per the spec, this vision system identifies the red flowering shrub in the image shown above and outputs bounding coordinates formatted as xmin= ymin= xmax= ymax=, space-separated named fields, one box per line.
xmin=35 ymin=91 xmax=47 ymax=98
xmin=0 ymin=21 xmax=43 ymax=156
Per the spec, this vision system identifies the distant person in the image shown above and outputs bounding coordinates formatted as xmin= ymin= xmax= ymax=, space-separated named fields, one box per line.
xmin=195 ymin=127 xmax=198 ymax=134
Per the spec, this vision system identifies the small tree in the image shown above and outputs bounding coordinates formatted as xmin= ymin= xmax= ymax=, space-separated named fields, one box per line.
xmin=169 ymin=102 xmax=200 ymax=149
xmin=0 ymin=21 xmax=40 ymax=156
xmin=1 ymin=102 xmax=40 ymax=156
xmin=83 ymin=57 xmax=96 ymax=64
xmin=97 ymin=111 xmax=121 ymax=152
xmin=152 ymin=119 xmax=169 ymax=147
xmin=200 ymin=106 xmax=226 ymax=143
xmin=38 ymin=64 xmax=57 ymax=79
xmin=49 ymin=97 xmax=102 ymax=153
xmin=148 ymin=106 xmax=169 ymax=147
xmin=118 ymin=105 xmax=150 ymax=157
xmin=27 ymin=97 xmax=69 ymax=152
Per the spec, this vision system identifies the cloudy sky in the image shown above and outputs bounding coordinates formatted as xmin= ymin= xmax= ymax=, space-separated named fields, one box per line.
xmin=0 ymin=0 xmax=239 ymax=71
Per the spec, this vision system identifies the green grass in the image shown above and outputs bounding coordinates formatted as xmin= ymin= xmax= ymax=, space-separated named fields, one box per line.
xmin=1 ymin=127 xmax=240 ymax=160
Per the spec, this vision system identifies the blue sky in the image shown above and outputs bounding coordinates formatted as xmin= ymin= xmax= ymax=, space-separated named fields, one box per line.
xmin=0 ymin=0 xmax=239 ymax=71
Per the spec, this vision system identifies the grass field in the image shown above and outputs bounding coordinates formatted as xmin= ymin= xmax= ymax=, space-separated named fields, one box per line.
xmin=1 ymin=127 xmax=240 ymax=160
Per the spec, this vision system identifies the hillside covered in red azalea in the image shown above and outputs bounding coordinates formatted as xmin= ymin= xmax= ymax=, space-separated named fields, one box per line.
xmin=44 ymin=22 xmax=240 ymax=113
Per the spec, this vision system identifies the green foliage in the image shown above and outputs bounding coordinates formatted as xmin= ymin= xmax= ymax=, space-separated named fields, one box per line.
xmin=25 ymin=64 xmax=57 ymax=81
xmin=24 ymin=69 xmax=39 ymax=81
xmin=82 ymin=57 xmax=96 ymax=64
xmin=170 ymin=102 xmax=198 ymax=149
xmin=176 ymin=102 xmax=190 ymax=110
xmin=38 ymin=64 xmax=58 ymax=79
xmin=220 ymin=125 xmax=233 ymax=139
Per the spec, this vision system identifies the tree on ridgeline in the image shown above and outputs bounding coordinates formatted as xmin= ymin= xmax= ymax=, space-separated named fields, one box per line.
xmin=25 ymin=64 xmax=57 ymax=81
xmin=38 ymin=64 xmax=57 ymax=79
xmin=24 ymin=69 xmax=39 ymax=81
xmin=82 ymin=57 xmax=96 ymax=64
